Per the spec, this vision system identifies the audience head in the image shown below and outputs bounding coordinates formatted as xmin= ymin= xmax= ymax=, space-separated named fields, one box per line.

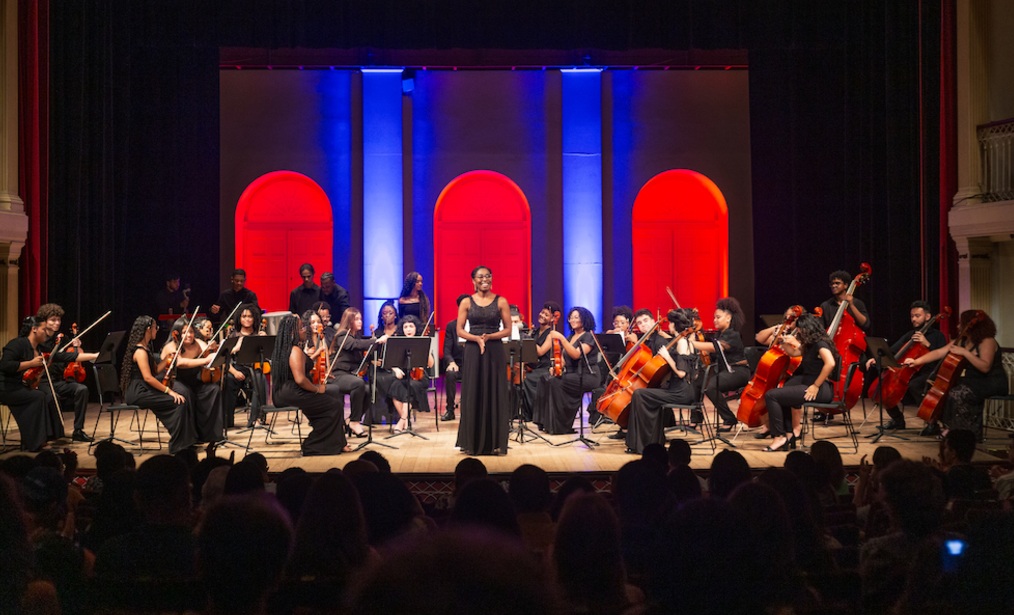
xmin=878 ymin=460 xmax=945 ymax=538
xmin=19 ymin=466 xmax=68 ymax=531
xmin=508 ymin=464 xmax=551 ymax=514
xmin=613 ymin=459 xmax=674 ymax=523
xmin=288 ymin=471 xmax=369 ymax=581
xmin=352 ymin=472 xmax=422 ymax=546
xmin=223 ymin=459 xmax=266 ymax=496
xmin=201 ymin=466 xmax=231 ymax=511
xmin=197 ymin=495 xmax=292 ymax=614
xmin=549 ymin=475 xmax=595 ymax=522
xmin=641 ymin=443 xmax=669 ymax=474
xmin=667 ymin=438 xmax=692 ymax=468
xmin=666 ymin=464 xmax=703 ymax=505
xmin=943 ymin=429 xmax=977 ymax=464
xmin=134 ymin=455 xmax=191 ymax=523
xmin=453 ymin=457 xmax=488 ymax=494
xmin=275 ymin=468 xmax=313 ymax=525
xmin=342 ymin=459 xmax=380 ymax=479
xmin=552 ymin=493 xmax=629 ymax=611
xmin=451 ymin=478 xmax=520 ymax=539
xmin=872 ymin=445 xmax=902 ymax=471
xmin=708 ymin=449 xmax=751 ymax=500
xmin=810 ymin=440 xmax=846 ymax=493
xmin=359 ymin=450 xmax=391 ymax=473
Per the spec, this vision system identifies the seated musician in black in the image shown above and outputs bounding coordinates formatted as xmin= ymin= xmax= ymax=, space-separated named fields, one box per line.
xmin=689 ymin=297 xmax=751 ymax=431
xmin=520 ymin=301 xmax=563 ymax=423
xmin=330 ymin=307 xmax=388 ymax=436
xmin=624 ymin=308 xmax=698 ymax=454
xmin=35 ymin=303 xmax=100 ymax=442
xmin=441 ymin=294 xmax=469 ymax=421
xmin=595 ymin=309 xmax=668 ymax=441
xmin=864 ymin=300 xmax=946 ymax=431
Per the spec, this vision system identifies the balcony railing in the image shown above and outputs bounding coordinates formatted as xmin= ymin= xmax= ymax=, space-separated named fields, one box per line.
xmin=979 ymin=117 xmax=1014 ymax=202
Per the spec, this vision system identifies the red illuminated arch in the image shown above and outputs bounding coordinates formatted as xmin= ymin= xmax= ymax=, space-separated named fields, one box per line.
xmin=433 ymin=171 xmax=531 ymax=344
xmin=632 ymin=169 xmax=728 ymax=316
xmin=235 ymin=171 xmax=333 ymax=311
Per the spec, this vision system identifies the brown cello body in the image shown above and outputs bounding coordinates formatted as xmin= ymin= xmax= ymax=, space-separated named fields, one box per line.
xmin=916 ymin=353 xmax=965 ymax=424
xmin=595 ymin=343 xmax=654 ymax=428
xmin=869 ymin=308 xmax=950 ymax=409
xmin=737 ymin=306 xmax=805 ymax=427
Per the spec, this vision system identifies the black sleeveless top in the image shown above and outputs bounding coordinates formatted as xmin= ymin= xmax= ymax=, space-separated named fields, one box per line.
xmin=467 ymin=295 xmax=503 ymax=336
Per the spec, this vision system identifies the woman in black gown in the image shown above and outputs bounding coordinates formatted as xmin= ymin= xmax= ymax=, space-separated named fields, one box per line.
xmin=689 ymin=297 xmax=751 ymax=430
xmin=161 ymin=317 xmax=221 ymax=445
xmin=534 ymin=307 xmax=600 ymax=435
xmin=397 ymin=271 xmax=431 ymax=321
xmin=120 ymin=316 xmax=198 ymax=454
xmin=270 ymin=314 xmax=351 ymax=456
xmin=455 ymin=266 xmax=512 ymax=456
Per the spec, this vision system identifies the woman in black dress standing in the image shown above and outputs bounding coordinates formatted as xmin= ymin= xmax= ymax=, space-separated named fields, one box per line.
xmin=120 ymin=316 xmax=198 ymax=454
xmin=534 ymin=307 xmax=600 ymax=435
xmin=270 ymin=314 xmax=351 ymax=456
xmin=455 ymin=266 xmax=512 ymax=456
xmin=397 ymin=271 xmax=431 ymax=321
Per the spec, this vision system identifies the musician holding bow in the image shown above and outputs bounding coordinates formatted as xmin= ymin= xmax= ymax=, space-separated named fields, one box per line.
xmin=35 ymin=303 xmax=101 ymax=442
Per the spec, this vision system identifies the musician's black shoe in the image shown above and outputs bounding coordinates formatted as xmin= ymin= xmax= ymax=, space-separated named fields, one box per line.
xmin=717 ymin=424 xmax=735 ymax=433
xmin=920 ymin=423 xmax=941 ymax=437
xmin=440 ymin=411 xmax=456 ymax=421
xmin=883 ymin=419 xmax=906 ymax=430
xmin=608 ymin=429 xmax=627 ymax=440
xmin=812 ymin=412 xmax=829 ymax=423
xmin=71 ymin=429 xmax=94 ymax=443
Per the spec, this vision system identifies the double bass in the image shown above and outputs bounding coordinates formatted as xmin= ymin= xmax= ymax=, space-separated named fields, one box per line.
xmin=917 ymin=311 xmax=987 ymax=424
xmin=868 ymin=307 xmax=951 ymax=409
xmin=736 ymin=306 xmax=805 ymax=427
xmin=826 ymin=263 xmax=872 ymax=409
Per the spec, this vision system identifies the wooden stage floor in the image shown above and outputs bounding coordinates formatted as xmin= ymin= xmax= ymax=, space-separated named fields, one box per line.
xmin=3 ymin=398 xmax=1007 ymax=475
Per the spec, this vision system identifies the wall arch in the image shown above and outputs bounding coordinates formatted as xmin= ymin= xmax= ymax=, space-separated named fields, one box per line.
xmin=632 ymin=169 xmax=728 ymax=316
xmin=235 ymin=170 xmax=333 ymax=311
xmin=433 ymin=170 xmax=531 ymax=341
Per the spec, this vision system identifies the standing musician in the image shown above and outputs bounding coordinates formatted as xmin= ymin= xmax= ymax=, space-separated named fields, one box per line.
xmin=397 ymin=271 xmax=431 ymax=322
xmin=35 ymin=303 xmax=101 ymax=443
xmin=1 ymin=316 xmax=91 ymax=451
xmin=689 ymin=297 xmax=751 ymax=431
xmin=330 ymin=307 xmax=388 ymax=437
xmin=533 ymin=306 xmax=600 ymax=435
xmin=121 ymin=316 xmax=198 ymax=455
xmin=269 ymin=314 xmax=351 ymax=455
xmin=210 ymin=268 xmax=258 ymax=327
xmin=388 ymin=315 xmax=435 ymax=433
xmin=160 ymin=317 xmax=222 ymax=447
xmin=318 ymin=272 xmax=351 ymax=321
xmin=520 ymin=301 xmax=563 ymax=423
xmin=311 ymin=302 xmax=336 ymax=347
xmin=440 ymin=294 xmax=470 ymax=422
xmin=864 ymin=300 xmax=946 ymax=431
xmin=154 ymin=272 xmax=191 ymax=321
xmin=223 ymin=303 xmax=268 ymax=429
xmin=624 ymin=308 xmax=698 ymax=454
xmin=762 ymin=313 xmax=839 ymax=452
xmin=816 ymin=269 xmax=871 ymax=422
xmin=289 ymin=263 xmax=321 ymax=316
xmin=904 ymin=309 xmax=1007 ymax=438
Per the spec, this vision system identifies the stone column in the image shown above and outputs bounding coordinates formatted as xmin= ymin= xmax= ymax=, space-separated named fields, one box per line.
xmin=952 ymin=0 xmax=989 ymax=204
xmin=0 ymin=0 xmax=29 ymax=343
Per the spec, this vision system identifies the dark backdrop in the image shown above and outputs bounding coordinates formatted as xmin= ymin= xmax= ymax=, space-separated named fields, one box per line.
xmin=45 ymin=0 xmax=944 ymax=343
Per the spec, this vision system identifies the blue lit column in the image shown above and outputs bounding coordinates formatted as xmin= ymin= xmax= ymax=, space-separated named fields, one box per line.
xmin=561 ymin=69 xmax=603 ymax=329
xmin=362 ymin=69 xmax=404 ymax=322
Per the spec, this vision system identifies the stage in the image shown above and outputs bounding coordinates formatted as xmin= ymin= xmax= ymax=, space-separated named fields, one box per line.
xmin=3 ymin=398 xmax=1007 ymax=477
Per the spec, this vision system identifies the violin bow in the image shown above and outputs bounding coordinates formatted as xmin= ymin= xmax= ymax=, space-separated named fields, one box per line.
xmin=324 ymin=328 xmax=353 ymax=381
xmin=164 ymin=307 xmax=199 ymax=378
xmin=42 ymin=333 xmax=65 ymax=414
xmin=57 ymin=310 xmax=111 ymax=352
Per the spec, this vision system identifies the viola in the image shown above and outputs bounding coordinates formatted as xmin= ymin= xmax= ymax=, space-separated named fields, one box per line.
xmin=737 ymin=305 xmax=805 ymax=427
xmin=199 ymin=337 xmax=223 ymax=384
xmin=917 ymin=311 xmax=986 ymax=424
xmin=826 ymin=263 xmax=872 ymax=409
xmin=62 ymin=323 xmax=87 ymax=383
xmin=551 ymin=312 xmax=564 ymax=377
xmin=869 ymin=307 xmax=951 ymax=408
xmin=22 ymin=354 xmax=51 ymax=389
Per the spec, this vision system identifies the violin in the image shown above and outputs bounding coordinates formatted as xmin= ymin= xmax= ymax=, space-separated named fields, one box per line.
xmin=917 ymin=310 xmax=986 ymax=424
xmin=869 ymin=307 xmax=950 ymax=408
xmin=357 ymin=325 xmax=376 ymax=378
xmin=62 ymin=323 xmax=87 ymax=383
xmin=161 ymin=309 xmax=198 ymax=388
xmin=826 ymin=263 xmax=872 ymax=409
xmin=737 ymin=306 xmax=805 ymax=427
xmin=198 ymin=336 xmax=223 ymax=384
xmin=309 ymin=321 xmax=329 ymax=385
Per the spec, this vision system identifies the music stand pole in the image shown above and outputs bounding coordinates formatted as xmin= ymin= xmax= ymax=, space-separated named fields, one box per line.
xmin=234 ymin=337 xmax=278 ymax=444
xmin=508 ymin=340 xmax=552 ymax=445
xmin=555 ymin=350 xmax=599 ymax=449
xmin=867 ymin=339 xmax=909 ymax=444
xmin=696 ymin=364 xmax=735 ymax=448
xmin=385 ymin=336 xmax=431 ymax=441
xmin=355 ymin=346 xmax=397 ymax=451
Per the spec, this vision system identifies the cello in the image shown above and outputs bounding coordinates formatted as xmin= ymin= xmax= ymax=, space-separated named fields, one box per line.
xmin=826 ymin=263 xmax=872 ymax=409
xmin=594 ymin=322 xmax=664 ymax=427
xmin=917 ymin=310 xmax=986 ymax=424
xmin=736 ymin=305 xmax=805 ymax=427
xmin=869 ymin=307 xmax=951 ymax=409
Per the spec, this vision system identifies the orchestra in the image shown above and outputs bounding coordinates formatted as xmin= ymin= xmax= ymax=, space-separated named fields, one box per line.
xmin=2 ymin=260 xmax=1007 ymax=457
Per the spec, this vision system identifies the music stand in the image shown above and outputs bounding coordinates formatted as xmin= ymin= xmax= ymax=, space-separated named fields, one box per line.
xmin=506 ymin=339 xmax=551 ymax=445
xmin=864 ymin=337 xmax=909 ymax=443
xmin=383 ymin=336 xmax=432 ymax=441
xmin=234 ymin=336 xmax=276 ymax=440
xmin=355 ymin=340 xmax=398 ymax=451
xmin=94 ymin=331 xmax=125 ymax=364
xmin=208 ymin=337 xmax=245 ymax=450
xmin=596 ymin=333 xmax=626 ymax=367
